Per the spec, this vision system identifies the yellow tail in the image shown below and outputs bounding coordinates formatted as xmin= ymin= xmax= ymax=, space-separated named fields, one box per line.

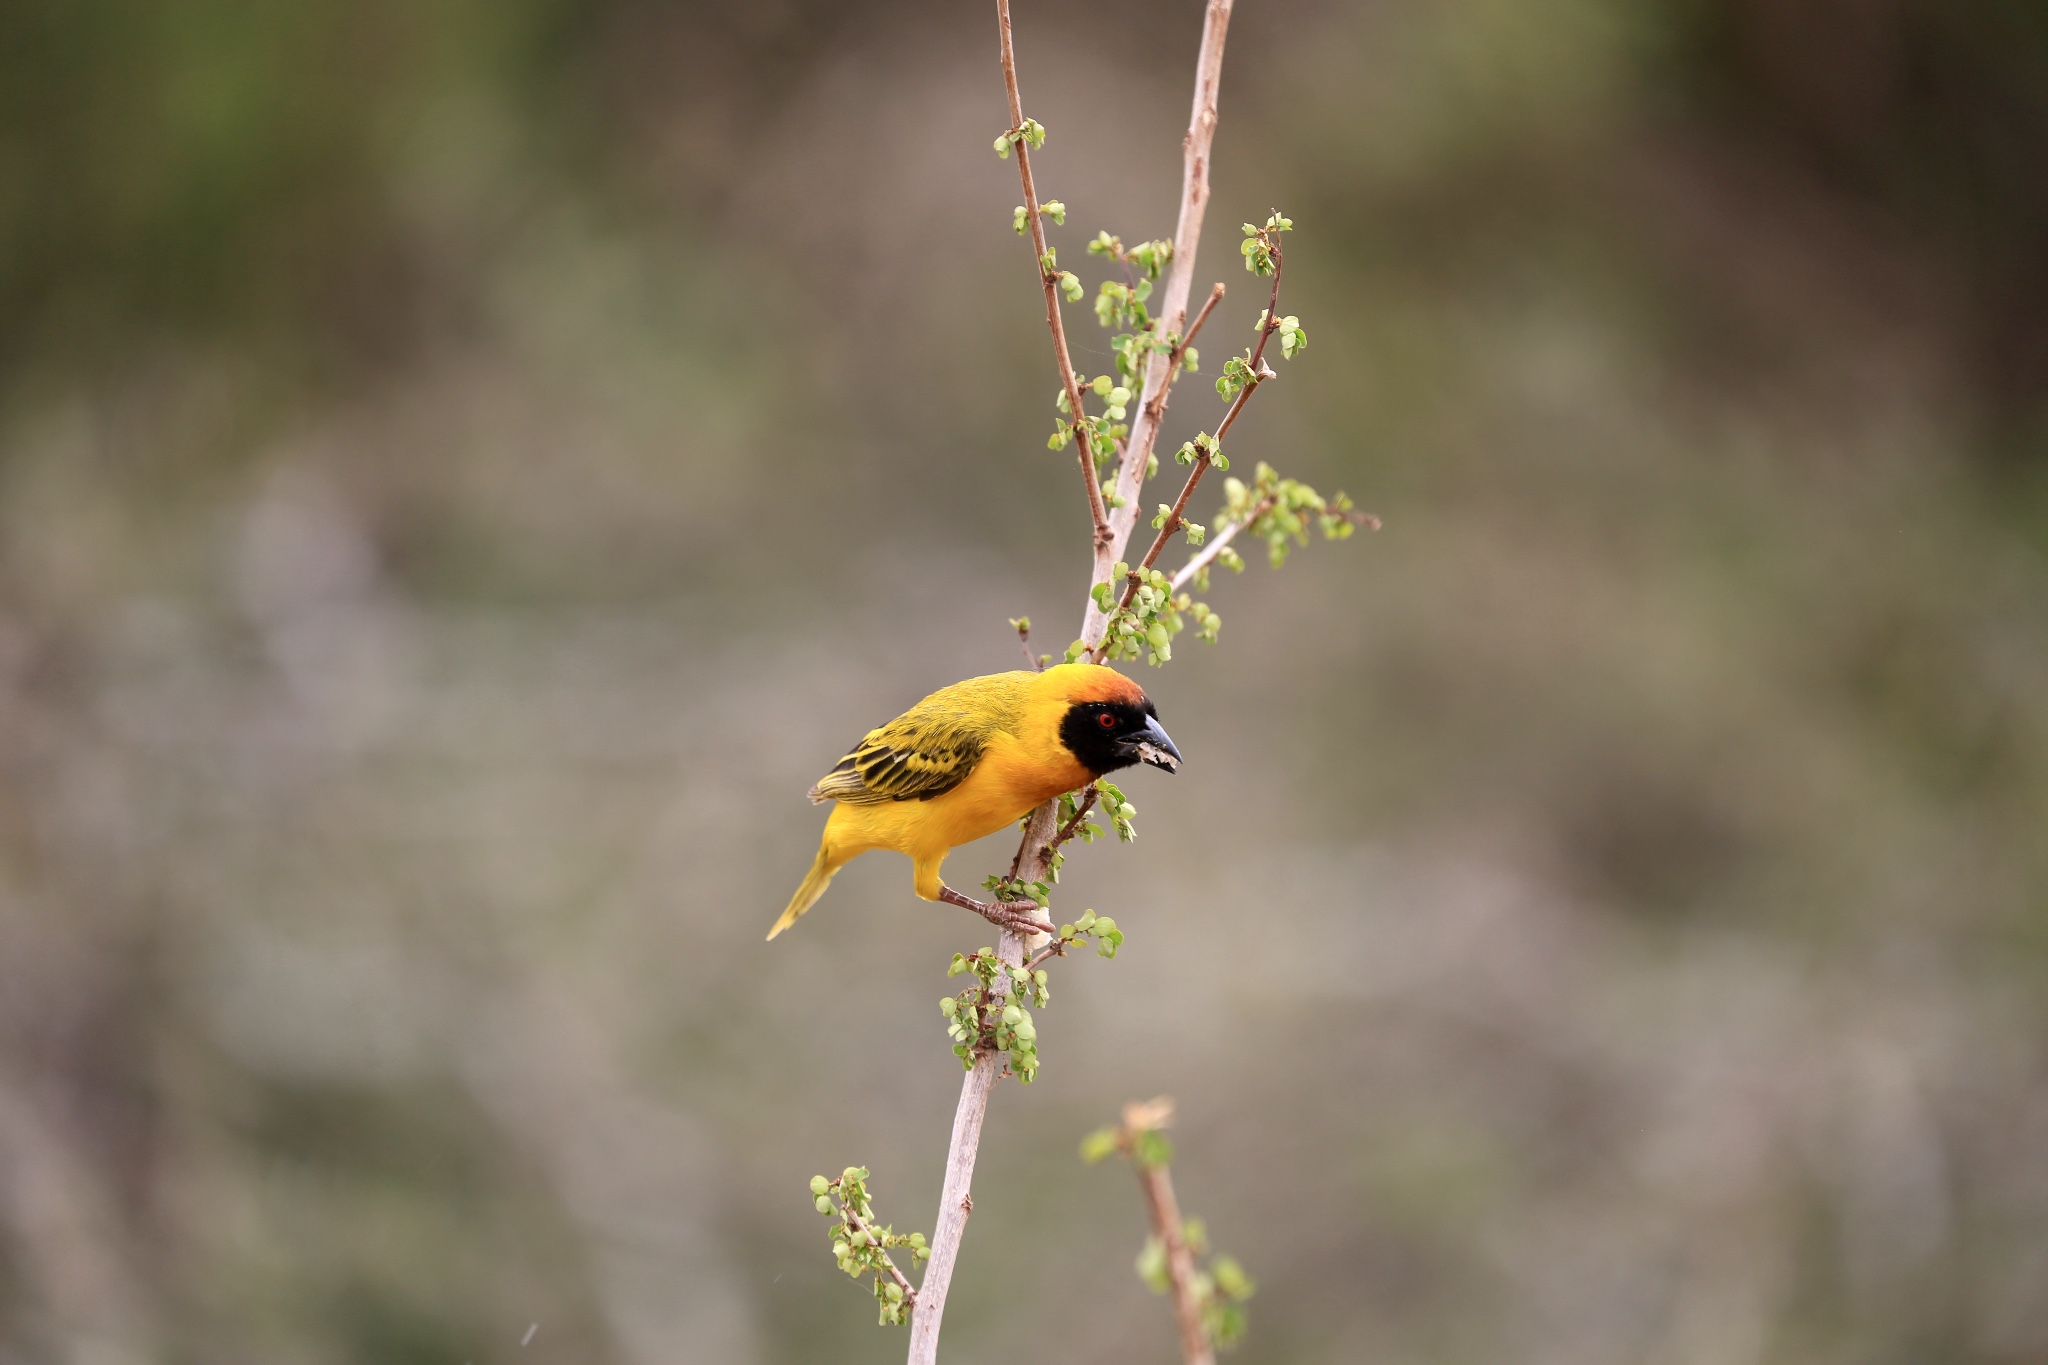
xmin=767 ymin=845 xmax=841 ymax=940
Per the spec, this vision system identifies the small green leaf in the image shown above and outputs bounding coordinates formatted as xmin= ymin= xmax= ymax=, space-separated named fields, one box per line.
xmin=1136 ymin=1235 xmax=1170 ymax=1293
xmin=1132 ymin=1128 xmax=1174 ymax=1171
xmin=1212 ymin=1255 xmax=1255 ymax=1300
xmin=1079 ymin=1126 xmax=1120 ymax=1163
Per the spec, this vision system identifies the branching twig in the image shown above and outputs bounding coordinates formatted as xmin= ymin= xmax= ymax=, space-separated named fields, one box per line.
xmin=1045 ymin=784 xmax=1099 ymax=858
xmin=1177 ymin=282 xmax=1226 ymax=369
xmin=1083 ymin=0 xmax=1237 ymax=650
xmin=843 ymin=1207 xmax=920 ymax=1309
xmin=1090 ymin=249 xmax=1285 ymax=661
xmin=1169 ymin=495 xmax=1269 ymax=593
xmin=910 ymin=7 xmax=1237 ymax=1361
xmin=1170 ymin=495 xmax=1379 ymax=593
xmin=998 ymin=0 xmax=1110 ymax=553
xmin=1023 ymin=928 xmax=1083 ymax=974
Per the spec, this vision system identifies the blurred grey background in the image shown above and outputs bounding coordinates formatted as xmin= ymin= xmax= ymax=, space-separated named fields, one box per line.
xmin=5 ymin=0 xmax=2048 ymax=1361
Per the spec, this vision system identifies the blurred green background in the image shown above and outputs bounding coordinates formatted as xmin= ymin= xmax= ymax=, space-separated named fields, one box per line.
xmin=5 ymin=0 xmax=2048 ymax=1361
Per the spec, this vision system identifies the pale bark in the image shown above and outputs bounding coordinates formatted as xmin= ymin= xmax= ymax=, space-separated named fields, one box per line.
xmin=1081 ymin=0 xmax=1236 ymax=651
xmin=905 ymin=804 xmax=1052 ymax=1365
xmin=1139 ymin=1162 xmax=1216 ymax=1365
xmin=907 ymin=4 xmax=1236 ymax=1358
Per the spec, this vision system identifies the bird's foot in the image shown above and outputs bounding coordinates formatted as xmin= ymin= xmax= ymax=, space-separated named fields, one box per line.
xmin=937 ymin=886 xmax=1054 ymax=938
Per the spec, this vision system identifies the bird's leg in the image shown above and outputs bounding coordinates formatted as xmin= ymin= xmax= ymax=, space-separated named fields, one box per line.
xmin=937 ymin=886 xmax=1054 ymax=937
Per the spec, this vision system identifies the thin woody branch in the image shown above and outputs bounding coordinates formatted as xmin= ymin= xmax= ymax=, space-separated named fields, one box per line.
xmin=1014 ymin=618 xmax=1042 ymax=671
xmin=842 ymin=1206 xmax=920 ymax=1309
xmin=1112 ymin=1098 xmax=1214 ymax=1365
xmin=1091 ymin=247 xmax=1286 ymax=660
xmin=908 ymin=811 xmax=1045 ymax=1365
xmin=1169 ymin=494 xmax=1270 ymax=593
xmin=1024 ymin=928 xmax=1085 ymax=974
xmin=1175 ymin=282 xmax=1226 ymax=371
xmin=1139 ymin=1161 xmax=1213 ymax=1365
xmin=1046 ymin=785 xmax=1098 ymax=854
xmin=997 ymin=0 xmax=1111 ymax=553
xmin=1170 ymin=495 xmax=1379 ymax=594
xmin=1083 ymin=0 xmax=1237 ymax=649
xmin=913 ymin=7 xmax=1238 ymax=1363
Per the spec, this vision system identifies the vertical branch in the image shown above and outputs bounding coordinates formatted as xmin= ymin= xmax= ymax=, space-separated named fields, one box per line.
xmin=998 ymin=0 xmax=1111 ymax=552
xmin=908 ymin=804 xmax=1054 ymax=1365
xmin=1082 ymin=0 xmax=1235 ymax=647
xmin=912 ymin=6 xmax=1236 ymax=1359
xmin=1138 ymin=1161 xmax=1216 ymax=1365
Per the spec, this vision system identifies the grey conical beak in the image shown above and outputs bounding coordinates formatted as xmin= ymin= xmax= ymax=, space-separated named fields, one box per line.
xmin=1135 ymin=715 xmax=1182 ymax=773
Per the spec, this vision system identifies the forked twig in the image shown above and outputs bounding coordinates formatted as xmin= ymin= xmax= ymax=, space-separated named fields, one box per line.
xmin=906 ymin=7 xmax=1237 ymax=1362
xmin=1089 ymin=247 xmax=1287 ymax=661
xmin=1082 ymin=0 xmax=1238 ymax=651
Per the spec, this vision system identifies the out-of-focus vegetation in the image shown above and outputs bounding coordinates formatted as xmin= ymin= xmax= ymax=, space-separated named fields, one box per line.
xmin=4 ymin=1 xmax=2048 ymax=1362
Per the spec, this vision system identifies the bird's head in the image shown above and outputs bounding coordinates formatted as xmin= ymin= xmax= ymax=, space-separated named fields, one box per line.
xmin=1037 ymin=663 xmax=1182 ymax=776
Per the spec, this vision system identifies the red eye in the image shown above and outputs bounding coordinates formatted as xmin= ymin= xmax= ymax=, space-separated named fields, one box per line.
xmin=1096 ymin=712 xmax=1117 ymax=729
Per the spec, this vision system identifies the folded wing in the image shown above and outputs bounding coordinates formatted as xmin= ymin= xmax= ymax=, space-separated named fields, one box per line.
xmin=809 ymin=697 xmax=995 ymax=805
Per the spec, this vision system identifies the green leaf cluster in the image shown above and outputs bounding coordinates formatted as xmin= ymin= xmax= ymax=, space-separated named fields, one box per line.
xmin=1088 ymin=234 xmax=1178 ymax=429
xmin=1239 ymin=210 xmax=1291 ymax=276
xmin=980 ymin=871 xmax=1052 ymax=907
xmin=940 ymin=910 xmax=1124 ymax=1083
xmin=1012 ymin=200 xmax=1067 ymax=234
xmin=1035 ymin=780 xmax=1142 ymax=867
xmin=993 ymin=117 xmax=1047 ymax=158
xmin=1215 ymin=352 xmax=1261 ymax=401
xmin=1040 ymin=782 xmax=1129 ymax=881
xmin=1078 ymin=1121 xmax=1256 ymax=1352
xmin=1174 ymin=430 xmax=1226 ymax=473
xmin=1218 ymin=462 xmax=1357 ymax=575
xmin=1089 ymin=562 xmax=1220 ymax=666
xmin=1254 ymin=308 xmax=1308 ymax=360
xmin=808 ymin=1167 xmax=928 ymax=1327
xmin=1048 ymin=372 xmax=1129 ymax=475
xmin=1136 ymin=1221 xmax=1255 ymax=1351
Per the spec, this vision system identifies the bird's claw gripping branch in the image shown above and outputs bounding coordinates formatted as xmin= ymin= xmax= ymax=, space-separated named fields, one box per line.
xmin=937 ymin=886 xmax=1056 ymax=938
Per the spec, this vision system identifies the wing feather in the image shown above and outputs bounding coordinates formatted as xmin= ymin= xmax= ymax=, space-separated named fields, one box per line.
xmin=807 ymin=684 xmax=1014 ymax=805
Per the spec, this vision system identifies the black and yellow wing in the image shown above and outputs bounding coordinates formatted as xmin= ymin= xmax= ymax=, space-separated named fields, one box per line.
xmin=808 ymin=682 xmax=1014 ymax=805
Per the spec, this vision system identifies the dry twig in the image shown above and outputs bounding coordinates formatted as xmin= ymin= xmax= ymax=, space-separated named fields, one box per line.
xmin=997 ymin=0 xmax=1110 ymax=553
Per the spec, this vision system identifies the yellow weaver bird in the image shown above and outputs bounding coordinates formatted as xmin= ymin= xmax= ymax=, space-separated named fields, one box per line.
xmin=768 ymin=663 xmax=1181 ymax=939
